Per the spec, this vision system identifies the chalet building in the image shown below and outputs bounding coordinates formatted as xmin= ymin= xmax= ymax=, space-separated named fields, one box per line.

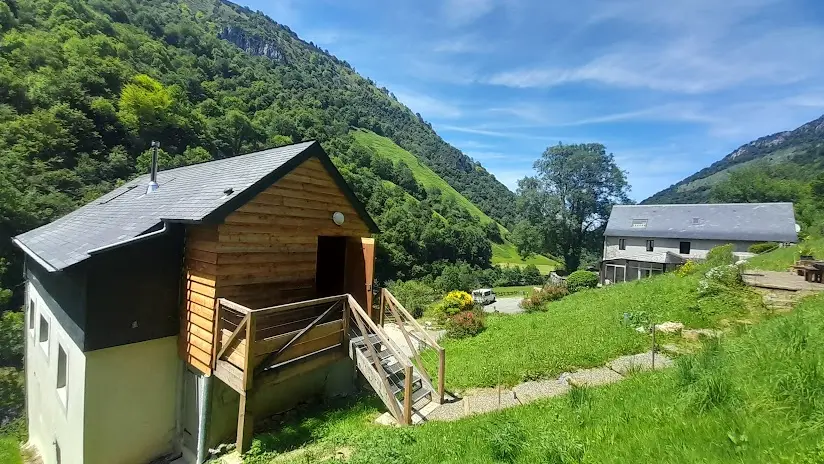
xmin=13 ymin=141 xmax=444 ymax=464
xmin=601 ymin=203 xmax=798 ymax=284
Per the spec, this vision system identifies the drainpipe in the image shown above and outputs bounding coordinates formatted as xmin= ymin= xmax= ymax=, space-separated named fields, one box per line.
xmin=196 ymin=375 xmax=212 ymax=463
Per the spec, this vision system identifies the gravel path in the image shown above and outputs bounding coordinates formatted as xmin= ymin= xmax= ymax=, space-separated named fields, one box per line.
xmin=483 ymin=297 xmax=524 ymax=314
xmin=377 ymin=350 xmax=674 ymax=424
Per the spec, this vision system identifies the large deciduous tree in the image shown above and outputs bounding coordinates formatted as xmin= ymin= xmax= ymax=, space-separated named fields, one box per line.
xmin=517 ymin=143 xmax=630 ymax=271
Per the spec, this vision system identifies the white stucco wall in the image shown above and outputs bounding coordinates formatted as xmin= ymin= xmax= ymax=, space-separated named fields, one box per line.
xmin=603 ymin=236 xmax=756 ymax=262
xmin=84 ymin=336 xmax=180 ymax=464
xmin=26 ymin=282 xmax=86 ymax=464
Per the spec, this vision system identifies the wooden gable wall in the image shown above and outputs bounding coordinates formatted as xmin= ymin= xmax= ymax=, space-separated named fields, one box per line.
xmin=180 ymin=156 xmax=372 ymax=375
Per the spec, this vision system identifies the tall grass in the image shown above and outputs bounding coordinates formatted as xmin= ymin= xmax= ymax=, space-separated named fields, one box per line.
xmin=430 ymin=271 xmax=761 ymax=389
xmin=255 ymin=293 xmax=824 ymax=464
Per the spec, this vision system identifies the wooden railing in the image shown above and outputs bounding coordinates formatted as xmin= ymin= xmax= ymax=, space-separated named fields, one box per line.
xmin=380 ymin=288 xmax=445 ymax=404
xmin=346 ymin=294 xmax=417 ymax=424
xmin=212 ymin=295 xmax=349 ymax=453
xmin=212 ymin=293 xmax=424 ymax=452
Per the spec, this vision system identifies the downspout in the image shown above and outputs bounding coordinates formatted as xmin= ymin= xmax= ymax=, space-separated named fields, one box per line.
xmin=196 ymin=375 xmax=212 ymax=463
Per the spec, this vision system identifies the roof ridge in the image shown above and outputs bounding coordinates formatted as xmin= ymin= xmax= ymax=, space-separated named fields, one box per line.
xmin=616 ymin=202 xmax=793 ymax=207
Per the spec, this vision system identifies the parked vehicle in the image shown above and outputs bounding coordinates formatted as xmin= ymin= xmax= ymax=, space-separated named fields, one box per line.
xmin=472 ymin=288 xmax=496 ymax=305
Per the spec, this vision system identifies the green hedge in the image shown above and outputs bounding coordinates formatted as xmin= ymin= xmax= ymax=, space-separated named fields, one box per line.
xmin=566 ymin=271 xmax=599 ymax=293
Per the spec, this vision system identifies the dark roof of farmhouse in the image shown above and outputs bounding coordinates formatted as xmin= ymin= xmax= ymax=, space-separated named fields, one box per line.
xmin=605 ymin=203 xmax=798 ymax=243
xmin=13 ymin=141 xmax=378 ymax=272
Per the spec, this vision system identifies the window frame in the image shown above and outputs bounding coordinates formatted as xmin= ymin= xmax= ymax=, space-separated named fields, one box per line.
xmin=679 ymin=241 xmax=691 ymax=254
xmin=646 ymin=240 xmax=654 ymax=252
xmin=56 ymin=342 xmax=68 ymax=409
xmin=28 ymin=297 xmax=36 ymax=337
xmin=618 ymin=238 xmax=626 ymax=250
xmin=38 ymin=313 xmax=50 ymax=357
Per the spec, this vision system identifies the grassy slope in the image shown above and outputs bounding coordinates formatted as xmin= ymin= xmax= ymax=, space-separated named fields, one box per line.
xmin=746 ymin=236 xmax=824 ymax=271
xmin=0 ymin=439 xmax=20 ymax=464
xmin=248 ymin=293 xmax=824 ymax=464
xmin=432 ymin=271 xmax=761 ymax=389
xmin=351 ymin=129 xmax=560 ymax=271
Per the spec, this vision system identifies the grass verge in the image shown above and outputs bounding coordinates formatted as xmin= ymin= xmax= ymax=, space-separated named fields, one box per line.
xmin=246 ymin=292 xmax=824 ymax=464
xmin=747 ymin=236 xmax=824 ymax=271
xmin=429 ymin=270 xmax=763 ymax=390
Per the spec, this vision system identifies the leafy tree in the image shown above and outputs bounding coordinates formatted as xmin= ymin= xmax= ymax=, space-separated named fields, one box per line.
xmin=517 ymin=143 xmax=630 ymax=271
xmin=117 ymin=74 xmax=174 ymax=139
xmin=711 ymin=165 xmax=804 ymax=204
xmin=510 ymin=220 xmax=542 ymax=259
xmin=522 ymin=264 xmax=543 ymax=285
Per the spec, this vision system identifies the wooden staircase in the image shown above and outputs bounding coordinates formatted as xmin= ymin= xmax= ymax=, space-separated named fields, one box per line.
xmin=346 ymin=291 xmax=445 ymax=424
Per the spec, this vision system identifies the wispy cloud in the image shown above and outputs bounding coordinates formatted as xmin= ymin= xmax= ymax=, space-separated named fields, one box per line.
xmin=393 ymin=90 xmax=463 ymax=119
xmin=440 ymin=0 xmax=496 ymax=26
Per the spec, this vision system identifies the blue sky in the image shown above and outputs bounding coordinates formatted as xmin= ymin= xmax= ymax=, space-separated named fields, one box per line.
xmin=240 ymin=0 xmax=824 ymax=201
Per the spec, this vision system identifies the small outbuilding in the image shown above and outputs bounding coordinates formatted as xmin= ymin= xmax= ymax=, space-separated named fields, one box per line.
xmin=13 ymin=141 xmax=429 ymax=464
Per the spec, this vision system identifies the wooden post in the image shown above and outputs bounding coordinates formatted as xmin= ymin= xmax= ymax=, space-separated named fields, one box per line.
xmin=237 ymin=393 xmax=254 ymax=454
xmin=404 ymin=365 xmax=413 ymax=425
xmin=379 ymin=289 xmax=386 ymax=327
xmin=342 ymin=299 xmax=350 ymax=349
xmin=237 ymin=313 xmax=256 ymax=453
xmin=437 ymin=348 xmax=445 ymax=404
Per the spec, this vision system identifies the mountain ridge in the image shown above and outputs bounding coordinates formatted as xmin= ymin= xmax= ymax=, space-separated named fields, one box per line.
xmin=643 ymin=114 xmax=824 ymax=204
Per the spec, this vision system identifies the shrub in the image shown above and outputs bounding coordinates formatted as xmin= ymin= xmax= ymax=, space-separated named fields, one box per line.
xmin=432 ymin=290 xmax=474 ymax=321
xmin=0 ymin=368 xmax=23 ymax=428
xmin=749 ymin=242 xmax=779 ymax=254
xmin=698 ymin=265 xmax=743 ymax=298
xmin=521 ymin=264 xmax=543 ymax=285
xmin=675 ymin=260 xmax=699 ymax=277
xmin=0 ymin=312 xmax=23 ymax=368
xmin=386 ymin=280 xmax=437 ymax=318
xmin=445 ymin=309 xmax=486 ymax=339
xmin=518 ymin=285 xmax=568 ymax=312
xmin=566 ymin=270 xmax=598 ymax=293
xmin=706 ymin=244 xmax=735 ymax=267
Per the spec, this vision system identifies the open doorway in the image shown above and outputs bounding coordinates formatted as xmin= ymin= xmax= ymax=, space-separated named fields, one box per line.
xmin=316 ymin=236 xmax=347 ymax=297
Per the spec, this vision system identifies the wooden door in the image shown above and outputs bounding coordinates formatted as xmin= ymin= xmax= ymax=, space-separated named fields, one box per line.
xmin=344 ymin=237 xmax=376 ymax=320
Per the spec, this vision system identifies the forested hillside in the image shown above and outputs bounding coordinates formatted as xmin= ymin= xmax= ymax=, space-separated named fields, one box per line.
xmin=644 ymin=115 xmax=824 ymax=204
xmin=0 ymin=0 xmax=520 ymax=309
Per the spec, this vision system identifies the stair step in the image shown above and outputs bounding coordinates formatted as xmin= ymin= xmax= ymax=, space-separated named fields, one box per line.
xmin=389 ymin=376 xmax=423 ymax=396
xmin=410 ymin=385 xmax=431 ymax=404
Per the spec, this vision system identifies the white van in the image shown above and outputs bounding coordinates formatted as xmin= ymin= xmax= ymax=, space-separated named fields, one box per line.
xmin=472 ymin=288 xmax=496 ymax=305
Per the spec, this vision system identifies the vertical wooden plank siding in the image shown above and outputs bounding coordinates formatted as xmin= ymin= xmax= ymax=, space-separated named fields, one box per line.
xmin=180 ymin=156 xmax=373 ymax=374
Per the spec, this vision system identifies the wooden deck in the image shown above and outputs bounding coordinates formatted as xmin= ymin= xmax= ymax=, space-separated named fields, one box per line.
xmin=743 ymin=270 xmax=824 ymax=292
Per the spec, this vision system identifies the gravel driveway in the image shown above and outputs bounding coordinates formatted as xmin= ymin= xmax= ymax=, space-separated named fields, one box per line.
xmin=483 ymin=297 xmax=524 ymax=314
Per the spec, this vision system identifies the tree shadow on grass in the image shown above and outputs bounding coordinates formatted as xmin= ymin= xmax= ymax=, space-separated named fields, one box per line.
xmin=251 ymin=393 xmax=384 ymax=455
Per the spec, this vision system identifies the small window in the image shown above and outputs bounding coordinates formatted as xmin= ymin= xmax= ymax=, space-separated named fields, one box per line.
xmin=680 ymin=241 xmax=691 ymax=254
xmin=646 ymin=240 xmax=654 ymax=252
xmin=631 ymin=219 xmax=648 ymax=228
xmin=39 ymin=314 xmax=49 ymax=355
xmin=28 ymin=298 xmax=35 ymax=335
xmin=618 ymin=238 xmax=626 ymax=250
xmin=692 ymin=217 xmax=701 ymax=225
xmin=57 ymin=344 xmax=68 ymax=406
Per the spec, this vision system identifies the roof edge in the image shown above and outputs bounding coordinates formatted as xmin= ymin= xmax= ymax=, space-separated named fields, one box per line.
xmin=201 ymin=142 xmax=380 ymax=233
xmin=12 ymin=237 xmax=58 ymax=273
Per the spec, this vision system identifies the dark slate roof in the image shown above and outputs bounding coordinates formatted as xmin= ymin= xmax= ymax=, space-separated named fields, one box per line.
xmin=14 ymin=141 xmax=378 ymax=271
xmin=605 ymin=203 xmax=798 ymax=242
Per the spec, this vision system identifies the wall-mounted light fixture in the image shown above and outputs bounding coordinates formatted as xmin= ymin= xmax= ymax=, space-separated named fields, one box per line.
xmin=332 ymin=211 xmax=345 ymax=226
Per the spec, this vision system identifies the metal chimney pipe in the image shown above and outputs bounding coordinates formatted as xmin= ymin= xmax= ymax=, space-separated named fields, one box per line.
xmin=147 ymin=141 xmax=160 ymax=194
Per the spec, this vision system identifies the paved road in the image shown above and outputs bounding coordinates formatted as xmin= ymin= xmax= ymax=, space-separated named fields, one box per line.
xmin=483 ymin=297 xmax=524 ymax=314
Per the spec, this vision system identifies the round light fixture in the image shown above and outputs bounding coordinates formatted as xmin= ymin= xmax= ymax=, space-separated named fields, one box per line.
xmin=332 ymin=211 xmax=345 ymax=226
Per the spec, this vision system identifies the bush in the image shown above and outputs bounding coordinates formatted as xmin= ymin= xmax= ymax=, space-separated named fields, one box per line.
xmin=0 ymin=369 xmax=23 ymax=428
xmin=432 ymin=291 xmax=474 ymax=321
xmin=706 ymin=244 xmax=735 ymax=266
xmin=484 ymin=418 xmax=526 ymax=463
xmin=698 ymin=265 xmax=743 ymax=298
xmin=0 ymin=312 xmax=23 ymax=368
xmin=749 ymin=242 xmax=779 ymax=254
xmin=386 ymin=280 xmax=438 ymax=318
xmin=566 ymin=270 xmax=598 ymax=293
xmin=445 ymin=309 xmax=486 ymax=339
xmin=519 ymin=285 xmax=568 ymax=312
xmin=676 ymin=260 xmax=700 ymax=277
xmin=521 ymin=264 xmax=543 ymax=285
